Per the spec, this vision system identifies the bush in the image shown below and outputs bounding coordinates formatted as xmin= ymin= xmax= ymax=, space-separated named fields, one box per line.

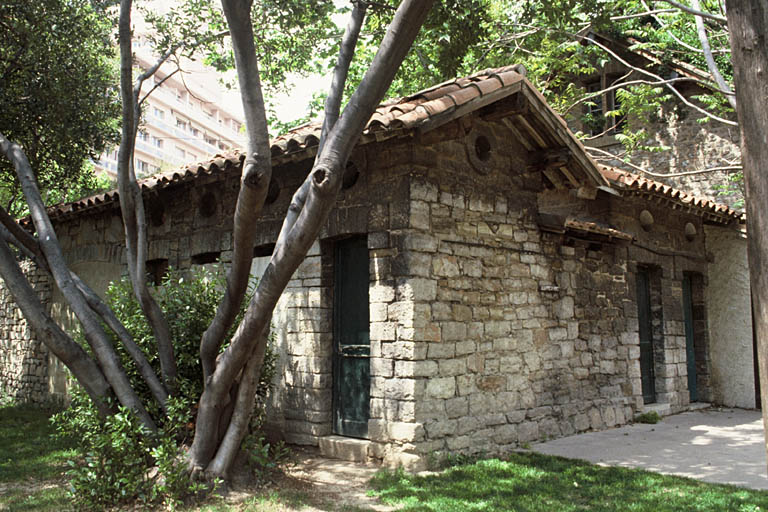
xmin=634 ymin=411 xmax=661 ymax=424
xmin=53 ymin=266 xmax=276 ymax=509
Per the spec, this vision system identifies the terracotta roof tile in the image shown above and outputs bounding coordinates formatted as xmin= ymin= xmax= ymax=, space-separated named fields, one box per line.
xmin=41 ymin=63 xmax=731 ymax=226
xmin=599 ymin=165 xmax=743 ymax=222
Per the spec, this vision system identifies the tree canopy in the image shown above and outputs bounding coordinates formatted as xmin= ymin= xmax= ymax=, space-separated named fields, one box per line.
xmin=0 ymin=0 xmax=120 ymax=216
xmin=269 ymin=0 xmax=739 ymax=201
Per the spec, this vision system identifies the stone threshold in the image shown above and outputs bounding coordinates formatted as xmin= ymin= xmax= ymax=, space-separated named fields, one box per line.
xmin=318 ymin=435 xmax=372 ymax=463
xmin=641 ymin=401 xmax=712 ymax=417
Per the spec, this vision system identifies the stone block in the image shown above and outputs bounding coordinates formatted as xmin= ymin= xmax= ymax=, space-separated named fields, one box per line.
xmin=441 ymin=321 xmax=468 ymax=341
xmin=554 ymin=296 xmax=575 ymax=319
xmin=370 ymin=322 xmax=396 ymax=341
xmin=549 ymin=328 xmax=568 ymax=341
xmin=425 ymin=419 xmax=458 ymax=439
xmin=432 ymin=255 xmax=460 ymax=277
xmin=381 ymin=341 xmax=427 ymax=360
xmin=402 ymin=233 xmax=438 ymax=253
xmin=438 ymin=358 xmax=466 ymax=376
xmin=396 ymin=278 xmax=437 ymax=302
xmin=427 ymin=342 xmax=456 ymax=359
xmin=387 ymin=421 xmax=425 ymax=442
xmin=371 ymin=358 xmax=394 ymax=377
xmin=320 ymin=435 xmax=372 ymax=463
xmin=517 ymin=421 xmax=539 ymax=443
xmin=494 ymin=424 xmax=518 ymax=444
xmin=395 ymin=360 xmax=438 ymax=378
xmin=370 ymin=283 xmax=396 ymax=303
xmin=410 ymin=200 xmax=431 ymax=230
xmin=383 ymin=451 xmax=427 ymax=472
xmin=476 ymin=375 xmax=505 ymax=392
xmin=426 ymin=376 xmax=455 ymax=399
xmin=411 ymin=181 xmax=438 ymax=202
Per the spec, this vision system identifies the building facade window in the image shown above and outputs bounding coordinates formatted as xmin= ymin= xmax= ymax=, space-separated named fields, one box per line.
xmin=136 ymin=159 xmax=150 ymax=174
xmin=153 ymin=107 xmax=165 ymax=119
xmin=584 ymin=78 xmax=626 ymax=137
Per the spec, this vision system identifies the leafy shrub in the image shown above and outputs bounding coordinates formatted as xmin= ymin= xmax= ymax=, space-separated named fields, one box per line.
xmin=54 ymin=265 xmax=276 ymax=508
xmin=634 ymin=411 xmax=661 ymax=424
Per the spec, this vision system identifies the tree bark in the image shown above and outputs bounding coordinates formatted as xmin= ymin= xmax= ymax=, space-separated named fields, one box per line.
xmin=725 ymin=0 xmax=768 ymax=470
xmin=0 ymin=236 xmax=113 ymax=417
xmin=118 ymin=0 xmax=177 ymax=393
xmin=200 ymin=0 xmax=273 ymax=381
xmin=0 ymin=132 xmax=156 ymax=430
xmin=187 ymin=0 xmax=436 ymax=477
xmin=691 ymin=0 xmax=736 ymax=109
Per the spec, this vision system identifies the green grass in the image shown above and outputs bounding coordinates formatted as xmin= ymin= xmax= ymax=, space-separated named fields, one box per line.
xmin=5 ymin=403 xmax=768 ymax=512
xmin=0 ymin=402 xmax=75 ymax=511
xmin=370 ymin=452 xmax=768 ymax=512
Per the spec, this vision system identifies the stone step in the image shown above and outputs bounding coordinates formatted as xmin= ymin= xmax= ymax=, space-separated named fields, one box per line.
xmin=319 ymin=435 xmax=371 ymax=463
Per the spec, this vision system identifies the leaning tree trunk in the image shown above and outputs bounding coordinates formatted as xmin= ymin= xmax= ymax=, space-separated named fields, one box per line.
xmin=725 ymin=0 xmax=768 ymax=469
xmin=188 ymin=0 xmax=436 ymax=479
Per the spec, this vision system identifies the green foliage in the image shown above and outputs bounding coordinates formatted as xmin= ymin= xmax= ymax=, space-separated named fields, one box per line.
xmin=370 ymin=452 xmax=768 ymax=511
xmin=243 ymin=433 xmax=290 ymax=476
xmin=105 ymin=266 xmax=277 ymax=413
xmin=54 ymin=266 xmax=276 ymax=508
xmin=0 ymin=0 xmax=120 ymax=217
xmin=714 ymin=171 xmax=745 ymax=208
xmin=53 ymin=390 xmax=205 ymax=510
xmin=635 ymin=411 xmax=662 ymax=424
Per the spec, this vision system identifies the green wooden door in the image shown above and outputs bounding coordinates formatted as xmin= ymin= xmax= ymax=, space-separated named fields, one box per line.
xmin=636 ymin=270 xmax=656 ymax=404
xmin=332 ymin=236 xmax=370 ymax=439
xmin=682 ymin=275 xmax=698 ymax=402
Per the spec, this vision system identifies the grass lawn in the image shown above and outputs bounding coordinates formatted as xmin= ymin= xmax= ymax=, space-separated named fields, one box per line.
xmin=4 ymin=402 xmax=768 ymax=512
xmin=0 ymin=402 xmax=74 ymax=512
xmin=370 ymin=452 xmax=768 ymax=512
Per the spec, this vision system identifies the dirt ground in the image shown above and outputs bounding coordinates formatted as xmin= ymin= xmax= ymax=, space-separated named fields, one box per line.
xmin=213 ymin=447 xmax=397 ymax=512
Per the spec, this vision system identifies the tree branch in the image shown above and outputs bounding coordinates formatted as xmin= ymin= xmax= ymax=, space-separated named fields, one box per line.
xmin=554 ymin=24 xmax=738 ymax=125
xmin=319 ymin=0 xmax=368 ymax=154
xmin=199 ymin=0 xmax=274 ymax=382
xmin=0 ymin=235 xmax=114 ymax=417
xmin=690 ymin=0 xmax=736 ymax=109
xmin=611 ymin=8 xmax=677 ymax=20
xmin=275 ymin=0 xmax=368 ymax=252
xmin=0 ymin=208 xmax=168 ymax=409
xmin=0 ymin=130 xmax=156 ymax=430
xmin=656 ymin=0 xmax=728 ymax=23
xmin=585 ymin=145 xmax=741 ymax=177
xmin=119 ymin=0 xmax=177 ymax=393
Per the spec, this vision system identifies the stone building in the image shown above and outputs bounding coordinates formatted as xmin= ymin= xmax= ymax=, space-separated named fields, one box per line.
xmin=0 ymin=65 xmax=754 ymax=469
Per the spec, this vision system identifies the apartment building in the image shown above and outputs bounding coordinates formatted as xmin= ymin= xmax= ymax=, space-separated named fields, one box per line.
xmin=96 ymin=41 xmax=246 ymax=179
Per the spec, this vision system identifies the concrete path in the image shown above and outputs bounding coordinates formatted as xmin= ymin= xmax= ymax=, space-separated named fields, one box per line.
xmin=533 ymin=408 xmax=768 ymax=490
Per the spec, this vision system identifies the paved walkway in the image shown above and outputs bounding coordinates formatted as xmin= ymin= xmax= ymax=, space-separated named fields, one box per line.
xmin=533 ymin=408 xmax=768 ymax=490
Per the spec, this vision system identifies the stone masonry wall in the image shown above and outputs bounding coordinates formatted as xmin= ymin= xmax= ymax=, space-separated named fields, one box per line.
xmin=592 ymin=106 xmax=742 ymax=208
xmin=362 ymin=117 xmax=714 ymax=467
xmin=0 ymin=261 xmax=53 ymax=403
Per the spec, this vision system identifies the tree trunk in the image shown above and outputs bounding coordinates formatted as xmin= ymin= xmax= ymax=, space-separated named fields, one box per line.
xmin=187 ymin=0 xmax=436 ymax=478
xmin=725 ymin=0 xmax=768 ymax=469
